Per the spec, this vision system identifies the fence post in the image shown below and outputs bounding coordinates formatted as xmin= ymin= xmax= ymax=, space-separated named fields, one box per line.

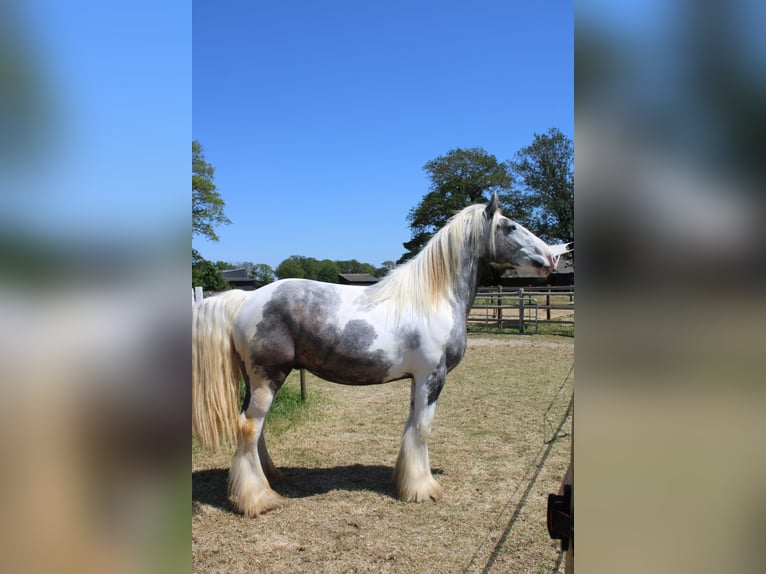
xmin=193 ymin=286 xmax=204 ymax=304
xmin=546 ymin=289 xmax=551 ymax=321
xmin=497 ymin=285 xmax=503 ymax=328
xmin=518 ymin=287 xmax=525 ymax=334
xmin=300 ymin=369 xmax=307 ymax=402
xmin=484 ymin=290 xmax=489 ymax=329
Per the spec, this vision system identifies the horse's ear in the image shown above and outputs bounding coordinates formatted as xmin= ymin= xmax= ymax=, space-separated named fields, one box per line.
xmin=484 ymin=191 xmax=499 ymax=219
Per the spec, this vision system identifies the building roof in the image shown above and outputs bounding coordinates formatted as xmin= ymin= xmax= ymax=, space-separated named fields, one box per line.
xmin=338 ymin=273 xmax=379 ymax=285
xmin=221 ymin=269 xmax=252 ymax=281
xmin=502 ymin=255 xmax=574 ymax=278
xmin=221 ymin=269 xmax=256 ymax=290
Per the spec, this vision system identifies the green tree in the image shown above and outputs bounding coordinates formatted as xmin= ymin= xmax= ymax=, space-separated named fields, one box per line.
xmin=503 ymin=128 xmax=573 ymax=244
xmin=192 ymin=249 xmax=229 ymax=292
xmin=376 ymin=260 xmax=396 ymax=277
xmin=275 ymin=257 xmax=306 ymax=279
xmin=336 ymin=259 xmax=377 ymax=276
xmin=316 ymin=259 xmax=339 ymax=283
xmin=400 ymin=147 xmax=512 ymax=262
xmin=275 ymin=255 xmax=387 ymax=282
xmin=251 ymin=263 xmax=275 ymax=287
xmin=214 ymin=260 xmax=237 ymax=270
xmin=299 ymin=256 xmax=320 ymax=280
xmin=193 ymin=140 xmax=231 ymax=242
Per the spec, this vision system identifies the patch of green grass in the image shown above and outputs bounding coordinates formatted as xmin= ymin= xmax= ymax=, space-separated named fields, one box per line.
xmin=240 ymin=374 xmax=317 ymax=436
xmin=467 ymin=322 xmax=574 ymax=337
xmin=265 ymin=379 xmax=318 ymax=437
xmin=535 ymin=321 xmax=575 ymax=337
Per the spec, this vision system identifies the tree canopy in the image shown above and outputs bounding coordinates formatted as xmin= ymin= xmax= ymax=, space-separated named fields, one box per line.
xmin=502 ymin=127 xmax=573 ymax=244
xmin=400 ymin=147 xmax=512 ymax=262
xmin=250 ymin=263 xmax=276 ymax=288
xmin=275 ymin=255 xmax=384 ymax=282
xmin=192 ymin=248 xmax=229 ymax=292
xmin=192 ymin=140 xmax=231 ymax=242
xmin=192 ymin=141 xmax=235 ymax=291
xmin=399 ymin=130 xmax=573 ymax=263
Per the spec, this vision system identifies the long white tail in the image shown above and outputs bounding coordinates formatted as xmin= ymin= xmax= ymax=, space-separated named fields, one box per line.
xmin=192 ymin=290 xmax=249 ymax=450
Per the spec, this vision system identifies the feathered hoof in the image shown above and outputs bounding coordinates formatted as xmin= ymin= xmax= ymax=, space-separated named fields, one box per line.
xmin=229 ymin=487 xmax=287 ymax=517
xmin=396 ymin=475 xmax=444 ymax=503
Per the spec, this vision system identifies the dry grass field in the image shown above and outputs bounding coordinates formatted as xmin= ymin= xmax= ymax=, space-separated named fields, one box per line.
xmin=193 ymin=335 xmax=573 ymax=573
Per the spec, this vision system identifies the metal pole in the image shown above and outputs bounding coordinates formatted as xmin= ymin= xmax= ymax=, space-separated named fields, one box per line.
xmin=518 ymin=287 xmax=525 ymax=334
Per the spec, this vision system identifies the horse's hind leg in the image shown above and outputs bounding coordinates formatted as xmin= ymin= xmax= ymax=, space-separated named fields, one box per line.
xmin=258 ymin=432 xmax=285 ymax=484
xmin=393 ymin=362 xmax=446 ymax=502
xmin=228 ymin=368 xmax=288 ymax=517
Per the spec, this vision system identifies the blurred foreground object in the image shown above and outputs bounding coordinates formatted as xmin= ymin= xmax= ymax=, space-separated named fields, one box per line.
xmin=576 ymin=1 xmax=765 ymax=573
xmin=0 ymin=236 xmax=188 ymax=574
xmin=0 ymin=1 xmax=189 ymax=573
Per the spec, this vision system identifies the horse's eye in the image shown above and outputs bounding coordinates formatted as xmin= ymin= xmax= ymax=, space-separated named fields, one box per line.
xmin=507 ymin=224 xmax=516 ymax=232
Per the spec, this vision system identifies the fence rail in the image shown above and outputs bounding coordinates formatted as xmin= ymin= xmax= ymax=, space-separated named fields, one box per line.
xmin=470 ymin=286 xmax=575 ymax=334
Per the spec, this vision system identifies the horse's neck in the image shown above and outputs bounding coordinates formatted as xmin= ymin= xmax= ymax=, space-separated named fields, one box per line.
xmin=449 ymin=253 xmax=481 ymax=318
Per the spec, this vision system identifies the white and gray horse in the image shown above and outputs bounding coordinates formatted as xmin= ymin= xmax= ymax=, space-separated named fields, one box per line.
xmin=192 ymin=192 xmax=568 ymax=516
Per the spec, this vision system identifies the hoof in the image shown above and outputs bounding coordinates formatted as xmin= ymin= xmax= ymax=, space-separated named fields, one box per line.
xmin=230 ymin=487 xmax=287 ymax=517
xmin=396 ymin=475 xmax=444 ymax=503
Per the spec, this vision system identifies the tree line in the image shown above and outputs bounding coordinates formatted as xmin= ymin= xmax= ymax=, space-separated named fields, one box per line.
xmin=192 ymin=251 xmax=393 ymax=293
xmin=193 ymin=128 xmax=573 ymax=292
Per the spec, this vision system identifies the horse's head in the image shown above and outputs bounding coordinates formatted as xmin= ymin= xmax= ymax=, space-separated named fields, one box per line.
xmin=484 ymin=192 xmax=571 ymax=277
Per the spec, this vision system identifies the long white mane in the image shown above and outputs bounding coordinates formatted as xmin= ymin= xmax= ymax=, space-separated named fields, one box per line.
xmin=367 ymin=203 xmax=500 ymax=313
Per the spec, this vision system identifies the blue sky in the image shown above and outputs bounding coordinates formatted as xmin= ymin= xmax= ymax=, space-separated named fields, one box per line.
xmin=3 ymin=1 xmax=189 ymax=240
xmin=193 ymin=0 xmax=573 ymax=270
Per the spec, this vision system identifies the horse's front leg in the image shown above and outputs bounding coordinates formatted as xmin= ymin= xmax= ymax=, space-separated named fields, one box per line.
xmin=393 ymin=358 xmax=446 ymax=502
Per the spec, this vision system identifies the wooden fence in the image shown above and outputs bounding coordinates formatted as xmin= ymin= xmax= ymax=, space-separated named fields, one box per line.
xmin=469 ymin=286 xmax=575 ymax=334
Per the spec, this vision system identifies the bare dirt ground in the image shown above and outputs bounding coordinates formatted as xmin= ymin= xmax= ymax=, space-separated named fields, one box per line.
xmin=193 ymin=335 xmax=573 ymax=573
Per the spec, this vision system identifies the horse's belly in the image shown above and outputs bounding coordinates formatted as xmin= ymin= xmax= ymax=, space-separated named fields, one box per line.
xmin=299 ymin=345 xmax=397 ymax=386
xmin=294 ymin=319 xmax=398 ymax=386
xmin=306 ymin=365 xmax=394 ymax=386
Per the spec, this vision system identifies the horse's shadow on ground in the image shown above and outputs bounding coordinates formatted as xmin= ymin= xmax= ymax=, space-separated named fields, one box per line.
xmin=193 ymin=465 xmax=444 ymax=513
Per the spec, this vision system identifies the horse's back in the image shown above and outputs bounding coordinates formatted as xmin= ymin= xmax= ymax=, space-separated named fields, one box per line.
xmin=238 ymin=278 xmax=364 ymax=321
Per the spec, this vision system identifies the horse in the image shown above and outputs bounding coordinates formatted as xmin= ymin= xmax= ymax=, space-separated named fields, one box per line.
xmin=192 ymin=192 xmax=569 ymax=516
